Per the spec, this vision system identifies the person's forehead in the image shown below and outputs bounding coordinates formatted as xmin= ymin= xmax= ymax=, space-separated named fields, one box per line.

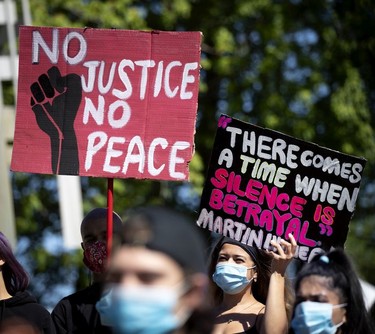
xmin=81 ymin=217 xmax=107 ymax=236
xmin=109 ymin=246 xmax=184 ymax=277
xmin=298 ymin=275 xmax=341 ymax=303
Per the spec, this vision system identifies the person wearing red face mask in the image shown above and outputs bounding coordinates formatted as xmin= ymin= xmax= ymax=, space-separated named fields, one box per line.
xmin=52 ymin=208 xmax=123 ymax=334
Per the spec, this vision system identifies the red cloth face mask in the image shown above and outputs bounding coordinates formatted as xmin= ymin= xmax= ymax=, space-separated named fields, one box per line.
xmin=83 ymin=240 xmax=107 ymax=273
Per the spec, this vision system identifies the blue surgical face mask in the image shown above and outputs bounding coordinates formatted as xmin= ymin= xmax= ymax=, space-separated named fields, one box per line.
xmin=96 ymin=285 xmax=184 ymax=334
xmin=212 ymin=262 xmax=256 ymax=294
xmin=291 ymin=301 xmax=347 ymax=334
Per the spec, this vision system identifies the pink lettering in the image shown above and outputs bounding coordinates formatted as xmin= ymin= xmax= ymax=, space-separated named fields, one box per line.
xmin=209 ymin=188 xmax=224 ymax=210
xmin=259 ymin=210 xmax=274 ymax=231
xmin=290 ymin=196 xmax=307 ymax=217
xmin=244 ymin=203 xmax=261 ymax=225
xmin=298 ymin=221 xmax=316 ymax=247
xmin=223 ymin=194 xmax=237 ymax=215
xmin=211 ymin=168 xmax=228 ymax=189
xmin=274 ymin=210 xmax=293 ymax=236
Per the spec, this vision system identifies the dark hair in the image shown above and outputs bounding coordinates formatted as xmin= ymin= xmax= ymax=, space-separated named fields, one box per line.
xmin=293 ymin=248 xmax=374 ymax=334
xmin=0 ymin=233 xmax=29 ymax=294
xmin=121 ymin=206 xmax=207 ymax=275
xmin=208 ymin=236 xmax=295 ymax=319
xmin=207 ymin=236 xmax=273 ymax=305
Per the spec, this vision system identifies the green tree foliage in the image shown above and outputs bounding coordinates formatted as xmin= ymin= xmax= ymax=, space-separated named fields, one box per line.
xmin=10 ymin=0 xmax=375 ymax=306
xmin=346 ymin=214 xmax=375 ymax=284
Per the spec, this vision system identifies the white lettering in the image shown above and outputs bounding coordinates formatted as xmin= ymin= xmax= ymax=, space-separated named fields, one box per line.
xmin=148 ymin=138 xmax=167 ymax=176
xmin=104 ymin=137 xmax=126 ymax=173
xmin=32 ymin=29 xmax=59 ymax=64
xmin=180 ymin=62 xmax=198 ymax=99
xmin=169 ymin=141 xmax=189 ymax=179
xmin=62 ymin=31 xmax=87 ymax=65
xmin=85 ymin=131 xmax=108 ymax=170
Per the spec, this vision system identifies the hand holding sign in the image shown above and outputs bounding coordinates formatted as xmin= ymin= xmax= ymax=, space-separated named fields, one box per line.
xmin=268 ymin=233 xmax=297 ymax=275
xmin=30 ymin=66 xmax=82 ymax=174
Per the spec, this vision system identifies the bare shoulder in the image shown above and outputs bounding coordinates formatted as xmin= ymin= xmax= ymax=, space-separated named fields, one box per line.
xmin=214 ymin=302 xmax=265 ymax=334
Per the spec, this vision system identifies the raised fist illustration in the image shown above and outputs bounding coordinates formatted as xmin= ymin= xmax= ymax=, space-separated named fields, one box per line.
xmin=30 ymin=66 xmax=82 ymax=174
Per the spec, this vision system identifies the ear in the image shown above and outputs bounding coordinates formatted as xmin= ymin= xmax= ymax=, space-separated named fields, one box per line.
xmin=0 ymin=259 xmax=5 ymax=267
xmin=179 ymin=273 xmax=208 ymax=310
xmin=342 ymin=309 xmax=347 ymax=324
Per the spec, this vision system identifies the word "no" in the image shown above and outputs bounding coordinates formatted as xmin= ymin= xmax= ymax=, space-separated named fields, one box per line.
xmin=32 ymin=29 xmax=87 ymax=65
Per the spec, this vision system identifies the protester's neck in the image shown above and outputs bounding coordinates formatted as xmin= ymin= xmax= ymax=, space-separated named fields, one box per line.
xmin=92 ymin=272 xmax=105 ymax=284
xmin=221 ymin=289 xmax=255 ymax=309
xmin=0 ymin=273 xmax=13 ymax=300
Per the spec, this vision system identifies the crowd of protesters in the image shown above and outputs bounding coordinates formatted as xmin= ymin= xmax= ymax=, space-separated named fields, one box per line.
xmin=0 ymin=206 xmax=374 ymax=334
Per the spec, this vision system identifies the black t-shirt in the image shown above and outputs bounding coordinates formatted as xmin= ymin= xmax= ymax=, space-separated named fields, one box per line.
xmin=52 ymin=283 xmax=112 ymax=334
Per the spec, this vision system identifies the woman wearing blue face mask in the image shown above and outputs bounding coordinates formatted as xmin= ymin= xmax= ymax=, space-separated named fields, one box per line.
xmin=208 ymin=234 xmax=297 ymax=334
xmin=290 ymin=249 xmax=374 ymax=334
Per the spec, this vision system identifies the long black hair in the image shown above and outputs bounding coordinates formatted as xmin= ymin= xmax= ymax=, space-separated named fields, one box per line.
xmin=293 ymin=248 xmax=373 ymax=334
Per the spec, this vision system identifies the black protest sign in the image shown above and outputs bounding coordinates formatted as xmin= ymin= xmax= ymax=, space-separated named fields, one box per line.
xmin=197 ymin=115 xmax=366 ymax=262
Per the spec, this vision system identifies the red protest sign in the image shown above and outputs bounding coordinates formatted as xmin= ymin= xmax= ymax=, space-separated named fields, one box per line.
xmin=11 ymin=26 xmax=202 ymax=181
xmin=197 ymin=115 xmax=366 ymax=262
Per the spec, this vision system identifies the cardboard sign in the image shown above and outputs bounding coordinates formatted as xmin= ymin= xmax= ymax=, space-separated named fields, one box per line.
xmin=11 ymin=26 xmax=202 ymax=181
xmin=197 ymin=115 xmax=366 ymax=262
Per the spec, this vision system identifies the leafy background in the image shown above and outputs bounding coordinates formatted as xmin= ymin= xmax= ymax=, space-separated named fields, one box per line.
xmin=3 ymin=0 xmax=375 ymax=309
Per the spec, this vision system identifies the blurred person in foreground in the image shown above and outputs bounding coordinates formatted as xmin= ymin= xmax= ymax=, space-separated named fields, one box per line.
xmin=0 ymin=232 xmax=55 ymax=334
xmin=96 ymin=206 xmax=215 ymax=334
xmin=0 ymin=317 xmax=42 ymax=334
xmin=52 ymin=208 xmax=123 ymax=334
xmin=370 ymin=301 xmax=375 ymax=331
xmin=289 ymin=248 xmax=374 ymax=334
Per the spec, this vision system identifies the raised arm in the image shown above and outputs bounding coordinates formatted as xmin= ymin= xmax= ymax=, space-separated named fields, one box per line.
xmin=260 ymin=233 xmax=297 ymax=334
